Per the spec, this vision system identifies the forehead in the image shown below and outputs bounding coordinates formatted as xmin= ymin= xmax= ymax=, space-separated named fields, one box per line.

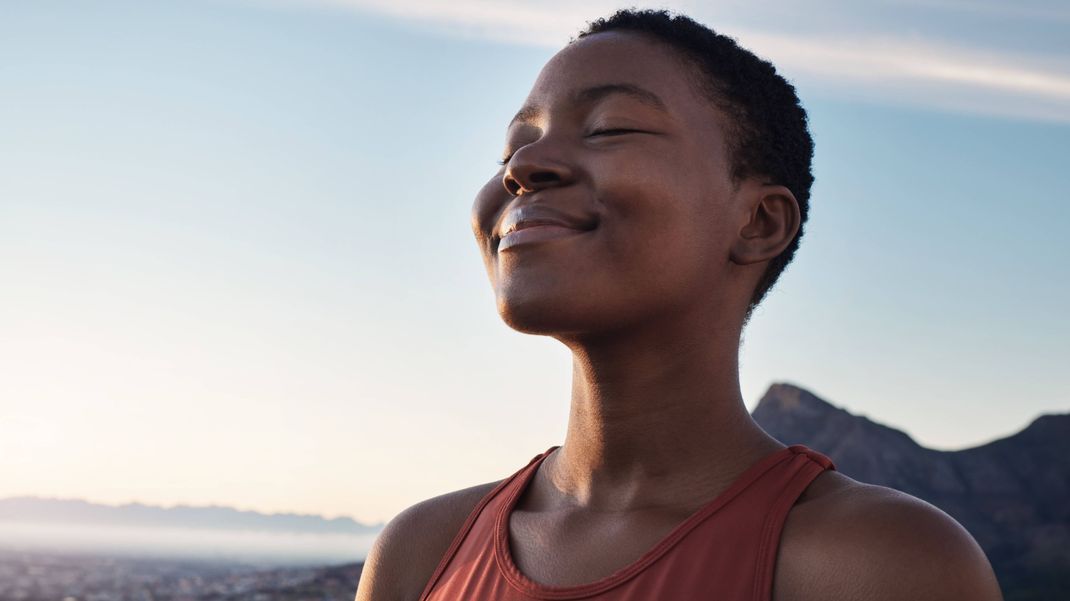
xmin=513 ymin=31 xmax=714 ymax=127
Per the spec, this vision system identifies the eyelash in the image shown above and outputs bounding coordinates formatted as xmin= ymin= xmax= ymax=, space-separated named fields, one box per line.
xmin=497 ymin=129 xmax=641 ymax=165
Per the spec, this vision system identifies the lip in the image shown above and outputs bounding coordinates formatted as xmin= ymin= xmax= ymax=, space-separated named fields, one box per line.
xmin=498 ymin=224 xmax=591 ymax=251
xmin=497 ymin=204 xmax=597 ymax=239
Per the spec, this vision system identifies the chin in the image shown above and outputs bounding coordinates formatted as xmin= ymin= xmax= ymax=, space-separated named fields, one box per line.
xmin=494 ymin=284 xmax=634 ymax=338
xmin=495 ymin=288 xmax=594 ymax=336
xmin=498 ymin=296 xmax=575 ymax=336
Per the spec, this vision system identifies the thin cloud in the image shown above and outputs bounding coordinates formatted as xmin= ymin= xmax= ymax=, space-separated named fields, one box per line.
xmin=876 ymin=0 xmax=1070 ymax=22
xmin=737 ymin=30 xmax=1070 ymax=123
xmin=264 ymin=0 xmax=603 ymax=46
xmin=266 ymin=0 xmax=1070 ymax=123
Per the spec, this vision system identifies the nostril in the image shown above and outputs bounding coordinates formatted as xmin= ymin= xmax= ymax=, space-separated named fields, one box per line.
xmin=503 ymin=169 xmax=560 ymax=197
xmin=503 ymin=178 xmax=521 ymax=196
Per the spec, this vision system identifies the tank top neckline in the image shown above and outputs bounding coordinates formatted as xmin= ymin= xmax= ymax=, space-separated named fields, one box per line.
xmin=493 ymin=444 xmax=807 ymax=599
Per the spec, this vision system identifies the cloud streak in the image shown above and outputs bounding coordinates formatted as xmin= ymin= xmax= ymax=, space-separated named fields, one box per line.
xmin=266 ymin=0 xmax=1070 ymax=123
xmin=738 ymin=30 xmax=1070 ymax=123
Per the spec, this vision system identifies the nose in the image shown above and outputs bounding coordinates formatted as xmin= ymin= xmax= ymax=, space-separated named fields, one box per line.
xmin=501 ymin=142 xmax=576 ymax=196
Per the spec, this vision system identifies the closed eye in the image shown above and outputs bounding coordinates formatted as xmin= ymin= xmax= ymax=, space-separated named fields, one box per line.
xmin=589 ymin=128 xmax=643 ymax=136
xmin=496 ymin=129 xmax=645 ymax=165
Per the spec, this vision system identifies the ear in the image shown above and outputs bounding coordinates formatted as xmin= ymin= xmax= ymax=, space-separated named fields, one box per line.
xmin=729 ymin=182 xmax=800 ymax=266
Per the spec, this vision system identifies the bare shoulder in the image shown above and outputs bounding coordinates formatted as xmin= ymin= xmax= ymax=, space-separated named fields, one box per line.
xmin=355 ymin=478 xmax=504 ymax=601
xmin=773 ymin=470 xmax=1004 ymax=601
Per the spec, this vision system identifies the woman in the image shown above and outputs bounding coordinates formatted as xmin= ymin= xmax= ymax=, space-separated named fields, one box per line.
xmin=357 ymin=9 xmax=1003 ymax=601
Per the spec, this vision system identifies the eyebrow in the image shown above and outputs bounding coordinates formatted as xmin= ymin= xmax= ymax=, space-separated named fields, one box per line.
xmin=507 ymin=83 xmax=669 ymax=128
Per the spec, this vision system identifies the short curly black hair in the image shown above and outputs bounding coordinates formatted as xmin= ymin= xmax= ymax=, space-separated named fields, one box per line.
xmin=572 ymin=8 xmax=815 ymax=325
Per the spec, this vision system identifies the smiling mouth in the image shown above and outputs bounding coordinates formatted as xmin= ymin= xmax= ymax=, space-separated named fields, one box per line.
xmin=498 ymin=223 xmax=594 ymax=252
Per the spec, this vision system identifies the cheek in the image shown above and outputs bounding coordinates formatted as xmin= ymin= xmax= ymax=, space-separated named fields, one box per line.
xmin=472 ymin=177 xmax=505 ymax=241
xmin=471 ymin=176 xmax=508 ymax=280
xmin=594 ymin=172 xmax=714 ymax=296
xmin=604 ymin=140 xmax=735 ymax=289
xmin=601 ymin=148 xmax=709 ymax=244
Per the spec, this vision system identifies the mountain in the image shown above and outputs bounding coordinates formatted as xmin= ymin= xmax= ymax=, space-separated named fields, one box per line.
xmin=0 ymin=497 xmax=383 ymax=535
xmin=751 ymin=382 xmax=1070 ymax=601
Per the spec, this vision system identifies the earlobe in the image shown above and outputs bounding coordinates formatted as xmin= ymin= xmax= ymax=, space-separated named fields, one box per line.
xmin=729 ymin=184 xmax=800 ymax=266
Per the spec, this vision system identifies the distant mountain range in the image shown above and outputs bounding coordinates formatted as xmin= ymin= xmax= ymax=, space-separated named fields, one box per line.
xmin=752 ymin=382 xmax=1069 ymax=601
xmin=0 ymin=497 xmax=383 ymax=535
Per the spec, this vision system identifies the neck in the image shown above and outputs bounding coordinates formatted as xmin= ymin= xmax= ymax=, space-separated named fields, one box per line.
xmin=546 ymin=304 xmax=783 ymax=512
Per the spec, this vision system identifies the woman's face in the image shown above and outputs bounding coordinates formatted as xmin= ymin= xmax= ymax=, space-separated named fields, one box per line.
xmin=471 ymin=31 xmax=747 ymax=338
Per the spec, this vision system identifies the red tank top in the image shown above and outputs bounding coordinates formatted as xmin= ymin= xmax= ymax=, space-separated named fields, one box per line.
xmin=419 ymin=444 xmax=835 ymax=601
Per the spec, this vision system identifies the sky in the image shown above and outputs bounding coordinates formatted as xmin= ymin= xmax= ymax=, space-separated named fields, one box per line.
xmin=1 ymin=0 xmax=1068 ymax=526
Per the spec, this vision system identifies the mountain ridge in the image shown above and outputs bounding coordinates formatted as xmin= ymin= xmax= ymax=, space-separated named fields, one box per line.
xmin=753 ymin=380 xmax=1067 ymax=452
xmin=0 ymin=496 xmax=384 ymax=535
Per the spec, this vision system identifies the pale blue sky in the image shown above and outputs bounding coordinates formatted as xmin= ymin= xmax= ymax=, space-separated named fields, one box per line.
xmin=1 ymin=0 xmax=1067 ymax=525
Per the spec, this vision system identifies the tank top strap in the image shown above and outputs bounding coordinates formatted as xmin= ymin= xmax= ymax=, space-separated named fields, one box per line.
xmin=750 ymin=444 xmax=837 ymax=601
xmin=418 ymin=445 xmax=558 ymax=601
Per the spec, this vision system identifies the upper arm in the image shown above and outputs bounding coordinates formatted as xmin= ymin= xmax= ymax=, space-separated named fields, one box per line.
xmin=775 ymin=484 xmax=1004 ymax=601
xmin=354 ymin=504 xmax=419 ymax=601
xmin=355 ymin=481 xmax=502 ymax=601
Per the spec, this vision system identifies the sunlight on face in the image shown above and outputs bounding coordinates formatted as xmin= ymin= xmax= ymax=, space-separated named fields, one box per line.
xmin=471 ymin=31 xmax=740 ymax=339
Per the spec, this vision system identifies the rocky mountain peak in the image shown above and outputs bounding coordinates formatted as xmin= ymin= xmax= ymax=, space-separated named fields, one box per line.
xmin=752 ymin=381 xmax=843 ymax=418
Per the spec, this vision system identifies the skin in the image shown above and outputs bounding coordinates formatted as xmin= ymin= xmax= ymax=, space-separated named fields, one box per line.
xmin=356 ymin=30 xmax=1004 ymax=601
